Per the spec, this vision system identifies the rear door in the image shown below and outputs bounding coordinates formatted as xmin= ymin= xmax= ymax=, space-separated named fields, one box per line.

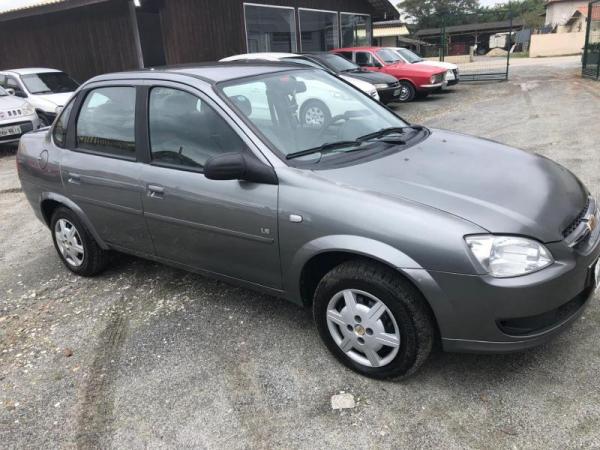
xmin=60 ymin=84 xmax=153 ymax=255
xmin=139 ymin=82 xmax=281 ymax=289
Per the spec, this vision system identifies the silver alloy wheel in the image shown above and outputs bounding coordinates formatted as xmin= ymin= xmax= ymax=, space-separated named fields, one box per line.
xmin=304 ymin=106 xmax=326 ymax=128
xmin=399 ymin=84 xmax=412 ymax=102
xmin=54 ymin=218 xmax=85 ymax=267
xmin=326 ymin=289 xmax=400 ymax=368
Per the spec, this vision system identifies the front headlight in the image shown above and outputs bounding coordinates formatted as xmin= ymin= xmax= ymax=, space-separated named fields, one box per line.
xmin=465 ymin=235 xmax=554 ymax=277
xmin=373 ymin=83 xmax=388 ymax=89
xmin=22 ymin=104 xmax=35 ymax=116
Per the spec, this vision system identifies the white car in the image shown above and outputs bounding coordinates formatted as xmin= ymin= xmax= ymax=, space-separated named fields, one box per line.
xmin=0 ymin=86 xmax=41 ymax=145
xmin=0 ymin=68 xmax=79 ymax=125
xmin=388 ymin=48 xmax=459 ymax=86
xmin=220 ymin=53 xmax=380 ymax=101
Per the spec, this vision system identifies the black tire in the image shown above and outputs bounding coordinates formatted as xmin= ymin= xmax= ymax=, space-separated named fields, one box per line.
xmin=313 ymin=260 xmax=435 ymax=379
xmin=50 ymin=207 xmax=109 ymax=276
xmin=299 ymin=99 xmax=331 ymax=130
xmin=397 ymin=81 xmax=416 ymax=103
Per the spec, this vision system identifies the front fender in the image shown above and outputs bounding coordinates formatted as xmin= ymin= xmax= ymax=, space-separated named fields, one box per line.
xmin=285 ymin=234 xmax=422 ymax=305
xmin=40 ymin=191 xmax=109 ymax=250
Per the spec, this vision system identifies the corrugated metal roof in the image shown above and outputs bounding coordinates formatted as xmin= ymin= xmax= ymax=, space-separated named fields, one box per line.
xmin=0 ymin=0 xmax=65 ymax=15
xmin=365 ymin=0 xmax=399 ymax=20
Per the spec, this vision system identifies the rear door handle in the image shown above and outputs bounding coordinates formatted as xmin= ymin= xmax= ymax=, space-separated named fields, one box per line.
xmin=68 ymin=173 xmax=81 ymax=184
xmin=147 ymin=184 xmax=164 ymax=199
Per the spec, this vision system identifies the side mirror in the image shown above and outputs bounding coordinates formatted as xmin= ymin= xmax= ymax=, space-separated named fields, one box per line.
xmin=204 ymin=152 xmax=278 ymax=185
xmin=5 ymin=88 xmax=15 ymax=96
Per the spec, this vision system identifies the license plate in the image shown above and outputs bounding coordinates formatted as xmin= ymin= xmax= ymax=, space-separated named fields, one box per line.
xmin=0 ymin=125 xmax=21 ymax=137
xmin=393 ymin=89 xmax=400 ymax=96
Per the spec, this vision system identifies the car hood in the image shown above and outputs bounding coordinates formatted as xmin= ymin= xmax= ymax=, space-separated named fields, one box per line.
xmin=416 ymin=61 xmax=458 ymax=70
xmin=342 ymin=70 xmax=398 ymax=85
xmin=339 ymin=75 xmax=376 ymax=93
xmin=385 ymin=62 xmax=445 ymax=75
xmin=316 ymin=129 xmax=588 ymax=242
xmin=33 ymin=92 xmax=73 ymax=107
xmin=0 ymin=95 xmax=28 ymax=110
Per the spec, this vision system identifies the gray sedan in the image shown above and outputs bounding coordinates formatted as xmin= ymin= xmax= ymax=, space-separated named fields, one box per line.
xmin=16 ymin=63 xmax=600 ymax=379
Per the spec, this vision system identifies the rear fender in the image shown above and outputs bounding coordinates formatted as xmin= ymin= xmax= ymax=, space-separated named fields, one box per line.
xmin=40 ymin=191 xmax=109 ymax=250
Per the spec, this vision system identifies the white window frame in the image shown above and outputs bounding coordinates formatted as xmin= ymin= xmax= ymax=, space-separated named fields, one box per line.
xmin=339 ymin=12 xmax=372 ymax=47
xmin=243 ymin=3 xmax=298 ymax=53
xmin=298 ymin=7 xmax=340 ymax=52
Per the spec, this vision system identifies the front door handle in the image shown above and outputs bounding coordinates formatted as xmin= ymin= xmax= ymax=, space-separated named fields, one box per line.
xmin=147 ymin=184 xmax=164 ymax=199
xmin=67 ymin=173 xmax=81 ymax=184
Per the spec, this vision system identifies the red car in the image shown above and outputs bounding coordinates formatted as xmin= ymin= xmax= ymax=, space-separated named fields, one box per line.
xmin=331 ymin=47 xmax=447 ymax=103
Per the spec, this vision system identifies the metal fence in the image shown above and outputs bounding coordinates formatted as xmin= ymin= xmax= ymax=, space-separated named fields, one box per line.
xmin=582 ymin=0 xmax=600 ymax=80
xmin=415 ymin=12 xmax=520 ymax=82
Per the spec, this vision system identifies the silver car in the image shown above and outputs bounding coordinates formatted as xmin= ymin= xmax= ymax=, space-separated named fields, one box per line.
xmin=17 ymin=63 xmax=600 ymax=379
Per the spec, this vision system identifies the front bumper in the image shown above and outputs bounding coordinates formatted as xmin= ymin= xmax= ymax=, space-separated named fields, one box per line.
xmin=405 ymin=234 xmax=600 ymax=354
xmin=0 ymin=117 xmax=41 ymax=144
xmin=418 ymin=82 xmax=444 ymax=91
xmin=378 ymin=86 xmax=401 ymax=103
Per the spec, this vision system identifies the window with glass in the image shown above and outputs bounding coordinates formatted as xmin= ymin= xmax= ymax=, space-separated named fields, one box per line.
xmin=299 ymin=9 xmax=339 ymax=52
xmin=21 ymin=72 xmax=79 ymax=94
xmin=340 ymin=13 xmax=371 ymax=47
xmin=76 ymin=87 xmax=136 ymax=158
xmin=148 ymin=87 xmax=244 ymax=170
xmin=244 ymin=4 xmax=297 ymax=53
xmin=221 ymin=70 xmax=408 ymax=163
xmin=53 ymin=100 xmax=74 ymax=147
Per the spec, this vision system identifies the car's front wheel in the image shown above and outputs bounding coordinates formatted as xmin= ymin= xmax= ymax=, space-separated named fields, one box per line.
xmin=50 ymin=207 xmax=109 ymax=276
xmin=313 ymin=260 xmax=435 ymax=379
xmin=397 ymin=81 xmax=416 ymax=103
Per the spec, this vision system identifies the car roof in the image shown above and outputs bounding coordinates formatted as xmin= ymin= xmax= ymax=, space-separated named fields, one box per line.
xmin=333 ymin=47 xmax=382 ymax=52
xmin=88 ymin=62 xmax=310 ymax=85
xmin=0 ymin=68 xmax=62 ymax=75
xmin=221 ymin=52 xmax=300 ymax=61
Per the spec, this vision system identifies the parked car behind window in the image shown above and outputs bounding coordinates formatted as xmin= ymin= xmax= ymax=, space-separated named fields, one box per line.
xmin=76 ymin=87 xmax=136 ymax=157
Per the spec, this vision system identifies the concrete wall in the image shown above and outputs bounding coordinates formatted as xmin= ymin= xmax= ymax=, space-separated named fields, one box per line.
xmin=545 ymin=1 xmax=587 ymax=26
xmin=529 ymin=31 xmax=585 ymax=57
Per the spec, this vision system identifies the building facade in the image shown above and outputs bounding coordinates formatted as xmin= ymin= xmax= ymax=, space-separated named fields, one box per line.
xmin=0 ymin=0 xmax=397 ymax=82
xmin=544 ymin=0 xmax=588 ymax=27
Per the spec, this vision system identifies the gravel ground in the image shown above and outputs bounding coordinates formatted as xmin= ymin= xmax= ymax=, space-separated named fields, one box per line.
xmin=1 ymin=56 xmax=599 ymax=449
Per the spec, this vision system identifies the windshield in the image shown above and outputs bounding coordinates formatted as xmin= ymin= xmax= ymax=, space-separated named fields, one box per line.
xmin=21 ymin=72 xmax=79 ymax=94
xmin=0 ymin=86 xmax=7 ymax=97
xmin=220 ymin=70 xmax=408 ymax=162
xmin=395 ymin=48 xmax=423 ymax=63
xmin=311 ymin=54 xmax=360 ymax=72
xmin=376 ymin=49 xmax=402 ymax=65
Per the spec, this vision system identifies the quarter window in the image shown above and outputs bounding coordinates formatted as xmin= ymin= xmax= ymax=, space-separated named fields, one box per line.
xmin=52 ymin=100 xmax=74 ymax=147
xmin=148 ymin=87 xmax=244 ymax=170
xmin=76 ymin=87 xmax=136 ymax=158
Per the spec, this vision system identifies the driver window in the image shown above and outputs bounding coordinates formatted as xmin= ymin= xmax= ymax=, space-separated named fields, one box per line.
xmin=148 ymin=87 xmax=244 ymax=170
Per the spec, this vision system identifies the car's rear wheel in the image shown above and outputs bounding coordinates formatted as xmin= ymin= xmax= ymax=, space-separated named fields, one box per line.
xmin=313 ymin=260 xmax=435 ymax=379
xmin=300 ymin=100 xmax=331 ymax=130
xmin=50 ymin=207 xmax=109 ymax=276
xmin=397 ymin=81 xmax=416 ymax=103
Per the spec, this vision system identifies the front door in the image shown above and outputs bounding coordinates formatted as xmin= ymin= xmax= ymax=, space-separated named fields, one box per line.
xmin=61 ymin=85 xmax=153 ymax=255
xmin=140 ymin=85 xmax=281 ymax=289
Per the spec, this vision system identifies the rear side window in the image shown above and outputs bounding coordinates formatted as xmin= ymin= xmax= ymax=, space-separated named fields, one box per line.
xmin=148 ymin=87 xmax=244 ymax=170
xmin=76 ymin=87 xmax=136 ymax=158
xmin=52 ymin=100 xmax=74 ymax=147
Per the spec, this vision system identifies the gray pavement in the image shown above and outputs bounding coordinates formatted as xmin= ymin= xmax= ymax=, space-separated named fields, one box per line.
xmin=1 ymin=57 xmax=600 ymax=449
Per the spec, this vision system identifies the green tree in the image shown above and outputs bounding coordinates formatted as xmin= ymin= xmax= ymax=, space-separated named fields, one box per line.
xmin=397 ymin=0 xmax=481 ymax=28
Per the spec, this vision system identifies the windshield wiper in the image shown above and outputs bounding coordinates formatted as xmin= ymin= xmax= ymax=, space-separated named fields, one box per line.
xmin=286 ymin=140 xmax=365 ymax=160
xmin=357 ymin=125 xmax=424 ymax=143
